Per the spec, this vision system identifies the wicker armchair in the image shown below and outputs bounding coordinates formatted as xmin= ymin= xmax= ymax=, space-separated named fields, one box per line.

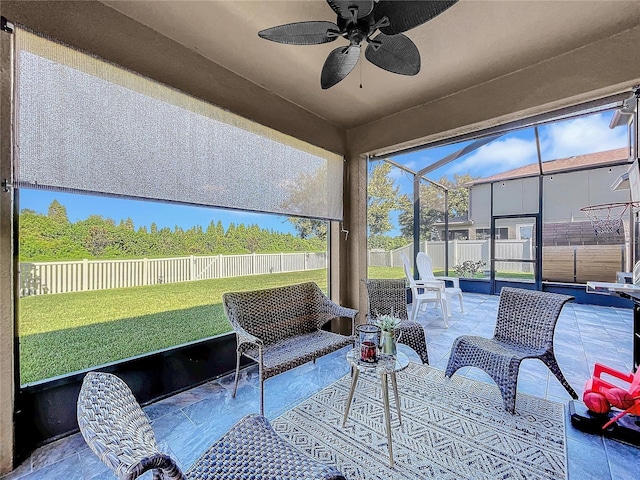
xmin=362 ymin=278 xmax=429 ymax=364
xmin=77 ymin=371 xmax=346 ymax=480
xmin=223 ymin=282 xmax=358 ymax=414
xmin=445 ymin=287 xmax=578 ymax=413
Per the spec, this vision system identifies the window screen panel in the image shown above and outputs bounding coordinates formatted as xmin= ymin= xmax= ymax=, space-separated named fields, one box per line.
xmin=15 ymin=30 xmax=343 ymax=221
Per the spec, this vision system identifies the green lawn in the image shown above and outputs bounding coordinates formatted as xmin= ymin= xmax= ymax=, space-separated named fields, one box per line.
xmin=367 ymin=266 xmax=485 ymax=279
xmin=19 ymin=266 xmax=530 ymax=385
xmin=19 ymin=270 xmax=328 ymax=385
xmin=367 ymin=266 xmax=405 ymax=279
xmin=368 ymin=266 xmax=534 ymax=282
xmin=366 ymin=267 xmax=460 ymax=278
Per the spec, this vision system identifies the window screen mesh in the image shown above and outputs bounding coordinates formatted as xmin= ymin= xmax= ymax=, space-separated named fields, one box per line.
xmin=15 ymin=29 xmax=343 ymax=221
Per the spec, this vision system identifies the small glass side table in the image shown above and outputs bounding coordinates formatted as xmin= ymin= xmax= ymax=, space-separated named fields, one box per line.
xmin=343 ymin=349 xmax=410 ymax=467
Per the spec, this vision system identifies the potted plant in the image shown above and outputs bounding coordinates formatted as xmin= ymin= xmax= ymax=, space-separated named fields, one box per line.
xmin=453 ymin=259 xmax=490 ymax=294
xmin=374 ymin=314 xmax=402 ymax=355
xmin=452 ymin=260 xmax=486 ymax=278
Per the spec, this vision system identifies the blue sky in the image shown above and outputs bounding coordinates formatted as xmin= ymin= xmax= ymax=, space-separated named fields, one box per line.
xmin=380 ymin=111 xmax=627 ymax=198
xmin=21 ymin=190 xmax=297 ymax=234
xmin=21 ymin=111 xmax=627 ymax=236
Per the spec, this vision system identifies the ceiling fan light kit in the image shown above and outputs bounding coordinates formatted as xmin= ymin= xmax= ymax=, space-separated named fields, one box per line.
xmin=258 ymin=0 xmax=459 ymax=89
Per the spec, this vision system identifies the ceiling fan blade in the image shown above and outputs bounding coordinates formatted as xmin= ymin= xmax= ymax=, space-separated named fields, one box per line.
xmin=321 ymin=45 xmax=361 ymax=89
xmin=374 ymin=0 xmax=458 ymax=35
xmin=258 ymin=21 xmax=339 ymax=45
xmin=365 ymin=34 xmax=420 ymax=76
xmin=326 ymin=0 xmax=374 ymax=20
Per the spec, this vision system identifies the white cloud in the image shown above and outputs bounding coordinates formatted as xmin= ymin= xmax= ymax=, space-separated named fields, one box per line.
xmin=386 ymin=165 xmax=405 ymax=182
xmin=540 ymin=113 xmax=627 ymax=160
xmin=447 ymin=137 xmax=538 ymax=177
xmin=402 ymin=154 xmax=435 ymax=173
xmin=391 ymin=112 xmax=628 ymax=183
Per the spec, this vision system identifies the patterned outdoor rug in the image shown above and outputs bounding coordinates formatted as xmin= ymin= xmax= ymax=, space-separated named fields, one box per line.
xmin=272 ymin=363 xmax=567 ymax=480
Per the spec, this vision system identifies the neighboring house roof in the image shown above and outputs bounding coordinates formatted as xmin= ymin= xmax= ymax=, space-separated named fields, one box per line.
xmin=447 ymin=215 xmax=470 ymax=224
xmin=467 ymin=147 xmax=630 ymax=186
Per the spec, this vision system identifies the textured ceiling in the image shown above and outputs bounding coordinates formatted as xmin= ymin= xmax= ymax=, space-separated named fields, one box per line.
xmin=100 ymin=0 xmax=640 ymax=130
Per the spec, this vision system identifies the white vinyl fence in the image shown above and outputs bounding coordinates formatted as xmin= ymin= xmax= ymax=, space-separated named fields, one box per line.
xmin=20 ymin=252 xmax=328 ymax=296
xmin=370 ymin=240 xmax=625 ymax=283
xmin=369 ymin=239 xmax=532 ymax=272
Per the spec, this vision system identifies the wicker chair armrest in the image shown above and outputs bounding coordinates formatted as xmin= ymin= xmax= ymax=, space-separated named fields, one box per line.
xmin=317 ymin=295 xmax=358 ymax=334
xmin=233 ymin=324 xmax=264 ymax=350
xmin=123 ymin=453 xmax=186 ymax=480
xmin=223 ymin=294 xmax=264 ymax=348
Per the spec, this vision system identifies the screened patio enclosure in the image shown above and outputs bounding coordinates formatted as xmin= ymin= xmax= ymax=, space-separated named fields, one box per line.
xmin=370 ymin=97 xmax=640 ymax=299
xmin=2 ymin=1 xmax=640 ymax=475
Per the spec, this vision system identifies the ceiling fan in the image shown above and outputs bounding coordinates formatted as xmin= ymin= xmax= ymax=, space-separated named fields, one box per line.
xmin=258 ymin=0 xmax=458 ymax=89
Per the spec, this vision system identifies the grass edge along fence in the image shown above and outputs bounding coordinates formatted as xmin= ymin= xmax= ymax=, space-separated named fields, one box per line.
xmin=20 ymin=251 xmax=328 ymax=296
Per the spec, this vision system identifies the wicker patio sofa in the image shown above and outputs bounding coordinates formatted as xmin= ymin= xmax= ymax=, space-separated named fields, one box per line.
xmin=223 ymin=282 xmax=358 ymax=414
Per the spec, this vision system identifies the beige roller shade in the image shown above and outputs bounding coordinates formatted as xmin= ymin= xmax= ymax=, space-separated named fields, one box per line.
xmin=15 ymin=29 xmax=343 ymax=221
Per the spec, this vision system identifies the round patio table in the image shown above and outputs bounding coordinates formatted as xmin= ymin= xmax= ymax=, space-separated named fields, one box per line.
xmin=342 ymin=349 xmax=410 ymax=468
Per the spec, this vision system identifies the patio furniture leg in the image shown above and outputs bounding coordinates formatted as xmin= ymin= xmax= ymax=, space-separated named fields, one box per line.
xmin=543 ymin=352 xmax=579 ymax=399
xmin=342 ymin=368 xmax=360 ymax=427
xmin=458 ymin=294 xmax=464 ymax=314
xmin=498 ymin=375 xmax=518 ymax=414
xmin=410 ymin=299 xmax=419 ymax=322
xmin=487 ymin=358 xmax=520 ymax=414
xmin=442 ymin=299 xmax=450 ymax=327
xmin=232 ymin=349 xmax=242 ymax=398
xmin=381 ymin=372 xmax=394 ymax=468
xmin=260 ymin=364 xmax=265 ymax=416
xmin=445 ymin=350 xmax=520 ymax=414
xmin=391 ymin=372 xmax=402 ymax=425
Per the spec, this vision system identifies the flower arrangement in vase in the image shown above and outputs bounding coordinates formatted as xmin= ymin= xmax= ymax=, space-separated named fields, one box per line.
xmin=374 ymin=314 xmax=401 ymax=356
xmin=375 ymin=314 xmax=402 ymax=332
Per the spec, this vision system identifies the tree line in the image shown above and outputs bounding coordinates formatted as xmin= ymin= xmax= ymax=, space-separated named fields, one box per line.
xmin=19 ymin=200 xmax=326 ymax=262
xmin=19 ymin=164 xmax=474 ymax=262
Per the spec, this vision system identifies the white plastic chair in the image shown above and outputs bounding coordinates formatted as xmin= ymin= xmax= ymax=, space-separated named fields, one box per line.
xmin=401 ymin=253 xmax=449 ymax=327
xmin=416 ymin=252 xmax=464 ymax=318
